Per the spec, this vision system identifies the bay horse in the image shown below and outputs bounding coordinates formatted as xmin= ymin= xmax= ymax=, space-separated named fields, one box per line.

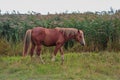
xmin=22 ymin=27 xmax=85 ymax=64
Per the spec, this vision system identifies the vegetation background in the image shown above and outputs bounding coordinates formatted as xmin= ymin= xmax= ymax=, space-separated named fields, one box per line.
xmin=0 ymin=9 xmax=120 ymax=80
xmin=0 ymin=8 xmax=120 ymax=55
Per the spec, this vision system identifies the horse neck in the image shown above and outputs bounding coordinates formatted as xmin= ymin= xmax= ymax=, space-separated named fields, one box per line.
xmin=65 ymin=34 xmax=76 ymax=41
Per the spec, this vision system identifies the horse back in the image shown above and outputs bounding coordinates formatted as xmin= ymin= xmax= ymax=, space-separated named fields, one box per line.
xmin=31 ymin=27 xmax=64 ymax=46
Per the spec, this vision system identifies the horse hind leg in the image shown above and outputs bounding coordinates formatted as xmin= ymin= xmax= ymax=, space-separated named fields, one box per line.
xmin=30 ymin=43 xmax=35 ymax=62
xmin=36 ymin=45 xmax=45 ymax=64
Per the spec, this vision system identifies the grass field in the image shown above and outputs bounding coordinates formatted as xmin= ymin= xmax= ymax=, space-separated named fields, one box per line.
xmin=0 ymin=52 xmax=120 ymax=80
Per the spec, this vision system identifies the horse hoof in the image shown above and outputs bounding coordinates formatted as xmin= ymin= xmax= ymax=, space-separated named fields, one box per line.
xmin=42 ymin=62 xmax=45 ymax=64
xmin=41 ymin=60 xmax=45 ymax=64
xmin=61 ymin=62 xmax=64 ymax=65
xmin=51 ymin=58 xmax=55 ymax=62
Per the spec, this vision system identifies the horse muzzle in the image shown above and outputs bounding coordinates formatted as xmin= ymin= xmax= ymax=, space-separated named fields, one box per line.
xmin=80 ymin=41 xmax=85 ymax=46
xmin=80 ymin=38 xmax=85 ymax=46
xmin=81 ymin=43 xmax=85 ymax=46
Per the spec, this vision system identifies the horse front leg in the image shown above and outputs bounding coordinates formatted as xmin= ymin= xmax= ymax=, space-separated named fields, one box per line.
xmin=36 ymin=45 xmax=45 ymax=64
xmin=52 ymin=44 xmax=62 ymax=62
xmin=60 ymin=47 xmax=64 ymax=65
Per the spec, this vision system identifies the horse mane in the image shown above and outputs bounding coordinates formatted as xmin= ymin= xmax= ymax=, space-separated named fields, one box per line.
xmin=55 ymin=27 xmax=78 ymax=37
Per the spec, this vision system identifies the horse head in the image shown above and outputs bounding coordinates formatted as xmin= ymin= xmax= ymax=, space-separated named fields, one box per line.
xmin=75 ymin=30 xmax=85 ymax=46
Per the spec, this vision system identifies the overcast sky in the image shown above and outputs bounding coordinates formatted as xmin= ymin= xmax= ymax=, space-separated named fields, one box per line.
xmin=0 ymin=0 xmax=120 ymax=14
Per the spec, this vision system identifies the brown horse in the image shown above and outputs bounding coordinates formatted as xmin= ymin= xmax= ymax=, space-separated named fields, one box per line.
xmin=22 ymin=27 xmax=85 ymax=64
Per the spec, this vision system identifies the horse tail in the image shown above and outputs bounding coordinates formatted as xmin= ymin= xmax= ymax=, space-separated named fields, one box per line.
xmin=22 ymin=29 xmax=32 ymax=57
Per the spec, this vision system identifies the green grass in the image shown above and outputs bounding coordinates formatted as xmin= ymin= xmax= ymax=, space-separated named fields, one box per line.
xmin=0 ymin=52 xmax=120 ymax=80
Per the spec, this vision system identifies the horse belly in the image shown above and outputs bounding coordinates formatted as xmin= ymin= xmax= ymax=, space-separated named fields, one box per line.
xmin=43 ymin=39 xmax=57 ymax=46
xmin=43 ymin=35 xmax=58 ymax=46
